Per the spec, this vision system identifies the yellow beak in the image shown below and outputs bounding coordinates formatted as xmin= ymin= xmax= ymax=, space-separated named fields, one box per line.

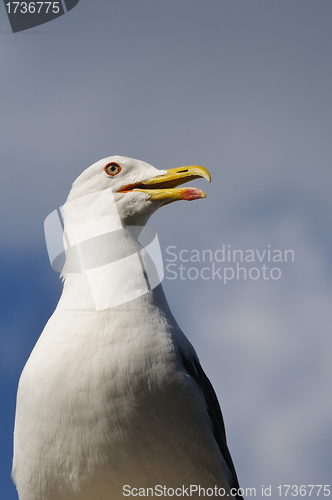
xmin=120 ymin=166 xmax=211 ymax=203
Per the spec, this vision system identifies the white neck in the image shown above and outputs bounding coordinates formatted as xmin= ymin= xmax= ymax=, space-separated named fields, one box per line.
xmin=58 ymin=225 xmax=163 ymax=312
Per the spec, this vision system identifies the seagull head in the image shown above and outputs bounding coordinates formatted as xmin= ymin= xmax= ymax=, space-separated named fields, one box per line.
xmin=66 ymin=156 xmax=211 ymax=226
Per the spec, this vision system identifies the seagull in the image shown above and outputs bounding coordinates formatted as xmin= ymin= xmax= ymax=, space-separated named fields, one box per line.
xmin=12 ymin=156 xmax=243 ymax=500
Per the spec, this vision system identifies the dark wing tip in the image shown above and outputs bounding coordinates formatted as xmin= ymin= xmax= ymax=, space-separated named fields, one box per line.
xmin=180 ymin=353 xmax=244 ymax=500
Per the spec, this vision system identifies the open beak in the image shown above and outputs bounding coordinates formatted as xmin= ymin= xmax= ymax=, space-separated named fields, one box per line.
xmin=119 ymin=165 xmax=211 ymax=204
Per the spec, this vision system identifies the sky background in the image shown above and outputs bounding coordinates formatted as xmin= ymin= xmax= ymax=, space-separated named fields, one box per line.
xmin=1 ymin=1 xmax=332 ymax=498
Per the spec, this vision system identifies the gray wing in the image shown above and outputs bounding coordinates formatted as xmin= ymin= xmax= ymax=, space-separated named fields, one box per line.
xmin=180 ymin=354 xmax=243 ymax=500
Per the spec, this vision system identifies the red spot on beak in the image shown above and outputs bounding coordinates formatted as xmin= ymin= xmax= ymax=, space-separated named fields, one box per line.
xmin=181 ymin=188 xmax=204 ymax=201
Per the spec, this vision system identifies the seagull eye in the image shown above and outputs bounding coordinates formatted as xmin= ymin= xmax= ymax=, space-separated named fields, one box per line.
xmin=105 ymin=162 xmax=121 ymax=176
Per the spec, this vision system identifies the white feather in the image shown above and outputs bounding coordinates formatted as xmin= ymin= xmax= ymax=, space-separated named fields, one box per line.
xmin=12 ymin=157 xmax=233 ymax=500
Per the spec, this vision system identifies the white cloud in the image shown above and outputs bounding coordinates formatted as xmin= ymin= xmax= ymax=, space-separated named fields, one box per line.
xmin=162 ymin=203 xmax=332 ymax=490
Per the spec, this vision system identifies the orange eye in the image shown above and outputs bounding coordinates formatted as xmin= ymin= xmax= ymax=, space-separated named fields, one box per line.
xmin=104 ymin=162 xmax=121 ymax=176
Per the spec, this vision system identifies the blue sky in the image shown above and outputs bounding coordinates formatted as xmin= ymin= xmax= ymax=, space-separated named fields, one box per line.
xmin=1 ymin=1 xmax=332 ymax=498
